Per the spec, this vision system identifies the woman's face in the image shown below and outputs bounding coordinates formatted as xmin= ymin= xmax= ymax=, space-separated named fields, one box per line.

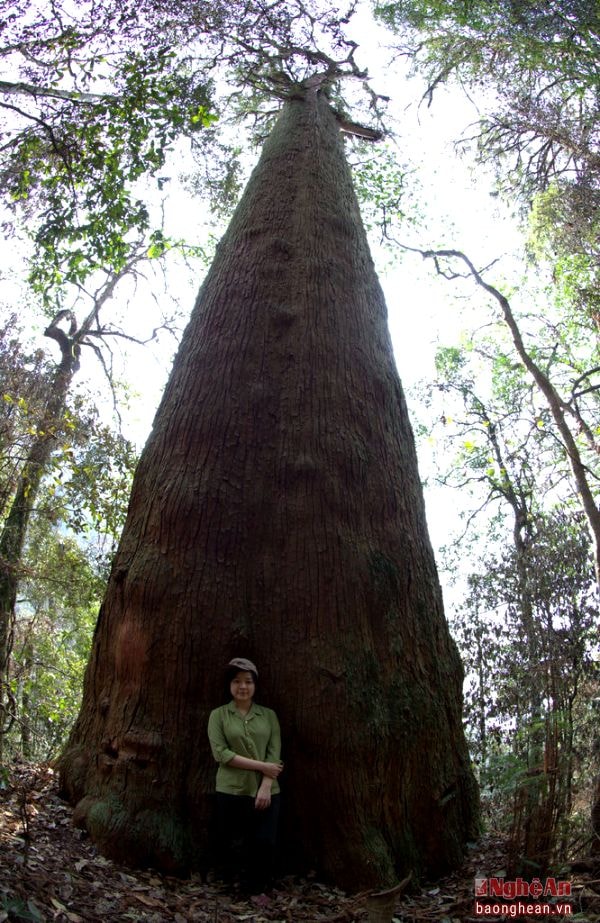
xmin=230 ymin=670 xmax=255 ymax=707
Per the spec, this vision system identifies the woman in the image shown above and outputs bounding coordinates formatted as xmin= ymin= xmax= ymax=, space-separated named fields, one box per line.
xmin=207 ymin=657 xmax=283 ymax=892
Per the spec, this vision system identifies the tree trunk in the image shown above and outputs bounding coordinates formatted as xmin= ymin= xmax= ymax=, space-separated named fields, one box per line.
xmin=0 ymin=277 xmax=122 ymax=762
xmin=422 ymin=247 xmax=600 ymax=587
xmin=59 ymin=87 xmax=478 ymax=889
xmin=20 ymin=643 xmax=33 ymax=759
xmin=0 ymin=351 xmax=76 ymax=762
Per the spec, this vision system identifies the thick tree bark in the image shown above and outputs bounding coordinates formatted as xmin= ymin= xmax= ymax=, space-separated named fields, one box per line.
xmin=59 ymin=87 xmax=478 ymax=889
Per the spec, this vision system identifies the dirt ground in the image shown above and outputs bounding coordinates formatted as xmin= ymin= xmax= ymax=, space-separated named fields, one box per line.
xmin=1 ymin=763 xmax=598 ymax=922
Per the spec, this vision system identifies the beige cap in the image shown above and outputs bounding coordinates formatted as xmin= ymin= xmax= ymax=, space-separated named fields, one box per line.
xmin=228 ymin=657 xmax=258 ymax=676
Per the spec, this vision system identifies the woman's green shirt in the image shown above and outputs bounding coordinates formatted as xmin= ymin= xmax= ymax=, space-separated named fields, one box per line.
xmin=208 ymin=701 xmax=281 ymax=796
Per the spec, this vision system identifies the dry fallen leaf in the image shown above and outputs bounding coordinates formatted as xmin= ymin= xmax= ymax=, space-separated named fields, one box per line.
xmin=0 ymin=764 xmax=592 ymax=923
xmin=133 ymin=892 xmax=163 ymax=908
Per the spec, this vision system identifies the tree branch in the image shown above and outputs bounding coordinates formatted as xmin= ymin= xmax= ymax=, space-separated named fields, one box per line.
xmin=0 ymin=79 xmax=115 ymax=106
xmin=403 ymin=242 xmax=600 ymax=585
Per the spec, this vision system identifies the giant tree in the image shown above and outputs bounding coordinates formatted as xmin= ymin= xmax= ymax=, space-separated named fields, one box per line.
xmin=59 ymin=78 xmax=478 ymax=888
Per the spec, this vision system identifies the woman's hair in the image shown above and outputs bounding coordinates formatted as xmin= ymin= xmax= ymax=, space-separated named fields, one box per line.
xmin=225 ymin=665 xmax=258 ymax=686
xmin=223 ymin=657 xmax=259 ymax=701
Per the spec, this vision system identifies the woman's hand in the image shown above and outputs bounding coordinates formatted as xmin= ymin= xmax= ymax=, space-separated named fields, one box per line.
xmin=226 ymin=754 xmax=283 ymax=791
xmin=255 ymin=780 xmax=272 ymax=810
xmin=227 ymin=755 xmax=283 ymax=776
xmin=260 ymin=760 xmax=283 ymax=779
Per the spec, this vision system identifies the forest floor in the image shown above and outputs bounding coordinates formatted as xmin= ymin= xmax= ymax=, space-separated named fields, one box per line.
xmin=1 ymin=763 xmax=598 ymax=923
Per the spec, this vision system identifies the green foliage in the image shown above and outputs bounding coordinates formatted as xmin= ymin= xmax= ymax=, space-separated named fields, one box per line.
xmin=0 ymin=1 xmax=218 ymax=305
xmin=1 ymin=47 xmax=214 ymax=300
xmin=41 ymin=404 xmax=137 ymax=541
xmin=376 ymin=0 xmax=600 ymax=90
xmin=7 ymin=517 xmax=107 ymax=760
xmin=0 ymin=0 xmax=383 ymax=306
xmin=427 ymin=336 xmax=545 ymax=514
xmin=376 ymin=0 xmax=600 ymax=233
xmin=0 ymin=895 xmax=44 ymax=922
xmin=0 ymin=315 xmax=138 ymax=546
xmin=528 ymin=182 xmax=600 ymax=323
xmin=0 ymin=315 xmax=56 ymax=517
xmin=350 ymin=142 xmax=414 ymax=242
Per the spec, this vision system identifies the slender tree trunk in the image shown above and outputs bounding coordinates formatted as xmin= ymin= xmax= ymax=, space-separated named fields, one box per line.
xmin=592 ymin=753 xmax=600 ymax=856
xmin=417 ymin=245 xmax=600 ymax=869
xmin=420 ymin=247 xmax=600 ymax=587
xmin=59 ymin=87 xmax=478 ymax=889
xmin=20 ymin=643 xmax=33 ymax=759
xmin=0 ymin=272 xmax=121 ymax=762
xmin=475 ymin=622 xmax=487 ymax=767
xmin=0 ymin=351 xmax=76 ymax=761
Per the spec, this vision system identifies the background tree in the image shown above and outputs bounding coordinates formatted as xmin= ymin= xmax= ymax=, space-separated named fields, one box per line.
xmin=415 ymin=248 xmax=600 ymax=586
xmin=375 ymin=0 xmax=600 ymax=321
xmin=375 ymin=0 xmax=600 ymax=860
xmin=412 ymin=298 xmax=599 ymax=870
xmin=0 ymin=301 xmax=139 ymax=749
xmin=59 ymin=79 xmax=478 ymax=888
xmin=0 ymin=315 xmax=54 ymax=522
xmin=1 ymin=299 xmax=83 ymax=751
xmin=9 ymin=520 xmax=112 ymax=762
xmin=374 ymin=0 xmax=599 ymax=183
xmin=452 ymin=512 xmax=597 ymax=872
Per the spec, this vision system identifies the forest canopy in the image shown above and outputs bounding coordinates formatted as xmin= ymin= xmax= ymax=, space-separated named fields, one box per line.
xmin=0 ymin=0 xmax=599 ymax=894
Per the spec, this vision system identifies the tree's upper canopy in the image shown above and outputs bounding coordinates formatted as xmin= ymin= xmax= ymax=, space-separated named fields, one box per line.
xmin=375 ymin=0 xmax=600 ymax=325
xmin=375 ymin=0 xmax=600 ymax=93
xmin=375 ymin=0 xmax=600 ymax=189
